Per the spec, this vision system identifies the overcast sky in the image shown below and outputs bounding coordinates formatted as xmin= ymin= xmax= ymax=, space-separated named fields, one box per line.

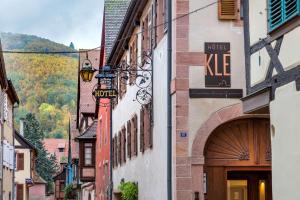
xmin=0 ymin=0 xmax=104 ymax=49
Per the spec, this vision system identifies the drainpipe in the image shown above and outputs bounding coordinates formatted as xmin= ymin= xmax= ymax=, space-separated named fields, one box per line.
xmin=12 ymin=103 xmax=18 ymax=200
xmin=167 ymin=0 xmax=172 ymax=199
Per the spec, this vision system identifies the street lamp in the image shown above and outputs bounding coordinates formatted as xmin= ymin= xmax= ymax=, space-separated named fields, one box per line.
xmin=80 ymin=58 xmax=96 ymax=82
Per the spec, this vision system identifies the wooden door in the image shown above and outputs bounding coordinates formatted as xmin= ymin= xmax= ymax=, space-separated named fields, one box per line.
xmin=227 ymin=171 xmax=272 ymax=200
xmin=204 ymin=118 xmax=271 ymax=200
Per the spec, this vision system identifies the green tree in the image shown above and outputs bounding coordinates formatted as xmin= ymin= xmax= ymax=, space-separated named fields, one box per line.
xmin=69 ymin=42 xmax=75 ymax=49
xmin=23 ymin=113 xmax=59 ymax=191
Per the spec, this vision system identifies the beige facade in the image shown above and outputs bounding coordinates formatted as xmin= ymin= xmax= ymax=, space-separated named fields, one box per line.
xmin=15 ymin=134 xmax=35 ymax=200
xmin=3 ymin=95 xmax=16 ymax=200
xmin=15 ymin=148 xmax=31 ymax=200
xmin=0 ymin=42 xmax=19 ymax=200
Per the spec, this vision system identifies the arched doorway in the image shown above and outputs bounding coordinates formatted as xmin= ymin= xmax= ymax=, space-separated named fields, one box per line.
xmin=204 ymin=118 xmax=272 ymax=200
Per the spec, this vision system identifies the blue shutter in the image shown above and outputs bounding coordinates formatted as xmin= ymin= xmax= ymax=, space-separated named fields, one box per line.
xmin=269 ymin=0 xmax=284 ymax=31
xmin=285 ymin=0 xmax=299 ymax=20
xmin=269 ymin=0 xmax=300 ymax=31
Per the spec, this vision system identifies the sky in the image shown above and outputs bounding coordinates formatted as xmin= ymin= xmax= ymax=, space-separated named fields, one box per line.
xmin=0 ymin=0 xmax=104 ymax=49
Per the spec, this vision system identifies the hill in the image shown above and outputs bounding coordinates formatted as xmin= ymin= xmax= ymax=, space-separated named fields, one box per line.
xmin=1 ymin=32 xmax=78 ymax=138
xmin=0 ymin=32 xmax=76 ymax=55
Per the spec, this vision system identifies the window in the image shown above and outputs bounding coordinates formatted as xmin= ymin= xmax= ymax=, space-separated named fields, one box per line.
xmin=121 ymin=127 xmax=126 ymax=164
xmin=129 ymin=37 xmax=138 ymax=85
xmin=140 ymin=108 xmax=145 ymax=153
xmin=127 ymin=121 xmax=131 ymax=158
xmin=84 ymin=143 xmax=93 ymax=166
xmin=140 ymin=104 xmax=152 ymax=153
xmin=58 ymin=148 xmax=64 ymax=153
xmin=268 ymin=0 xmax=300 ymax=32
xmin=118 ymin=132 xmax=121 ymax=165
xmin=17 ymin=153 xmax=24 ymax=171
xmin=131 ymin=115 xmax=138 ymax=157
xmin=16 ymin=184 xmax=23 ymax=200
xmin=218 ymin=0 xmax=238 ymax=20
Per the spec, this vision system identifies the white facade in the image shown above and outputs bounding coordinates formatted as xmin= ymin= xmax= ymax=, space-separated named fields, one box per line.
xmin=112 ymin=24 xmax=168 ymax=200
xmin=248 ymin=0 xmax=300 ymax=199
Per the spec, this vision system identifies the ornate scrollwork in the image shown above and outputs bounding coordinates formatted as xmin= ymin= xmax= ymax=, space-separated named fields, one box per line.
xmin=115 ymin=51 xmax=153 ymax=105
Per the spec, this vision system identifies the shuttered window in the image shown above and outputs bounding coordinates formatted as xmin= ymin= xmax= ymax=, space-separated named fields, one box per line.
xmin=144 ymin=104 xmax=153 ymax=149
xmin=131 ymin=115 xmax=138 ymax=157
xmin=114 ymin=136 xmax=118 ymax=167
xmin=17 ymin=153 xmax=24 ymax=171
xmin=127 ymin=121 xmax=131 ymax=158
xmin=140 ymin=108 xmax=145 ymax=153
xmin=121 ymin=127 xmax=126 ymax=164
xmin=268 ymin=0 xmax=300 ymax=31
xmin=142 ymin=17 xmax=149 ymax=57
xmin=16 ymin=184 xmax=23 ymax=200
xmin=118 ymin=132 xmax=121 ymax=165
xmin=218 ymin=0 xmax=238 ymax=20
xmin=129 ymin=37 xmax=138 ymax=85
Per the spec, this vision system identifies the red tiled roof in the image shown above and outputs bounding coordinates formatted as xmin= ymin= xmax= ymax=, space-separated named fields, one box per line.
xmin=43 ymin=139 xmax=68 ymax=164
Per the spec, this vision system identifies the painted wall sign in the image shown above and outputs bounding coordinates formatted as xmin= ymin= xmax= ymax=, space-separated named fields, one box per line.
xmin=93 ymin=89 xmax=118 ymax=99
xmin=180 ymin=132 xmax=188 ymax=138
xmin=205 ymin=42 xmax=231 ymax=87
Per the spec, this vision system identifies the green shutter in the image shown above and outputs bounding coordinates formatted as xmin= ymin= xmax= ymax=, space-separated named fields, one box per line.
xmin=269 ymin=0 xmax=300 ymax=31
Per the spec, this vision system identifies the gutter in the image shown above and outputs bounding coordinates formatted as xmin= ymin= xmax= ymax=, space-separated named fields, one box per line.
xmin=167 ymin=0 xmax=172 ymax=199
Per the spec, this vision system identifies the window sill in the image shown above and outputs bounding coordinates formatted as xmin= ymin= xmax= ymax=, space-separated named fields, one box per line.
xmin=269 ymin=16 xmax=300 ymax=41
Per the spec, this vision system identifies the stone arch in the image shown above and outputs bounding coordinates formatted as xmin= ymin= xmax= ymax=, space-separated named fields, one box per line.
xmin=190 ymin=103 xmax=269 ymax=198
xmin=191 ymin=103 xmax=268 ymax=163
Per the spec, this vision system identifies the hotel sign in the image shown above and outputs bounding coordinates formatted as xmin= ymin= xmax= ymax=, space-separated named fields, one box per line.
xmin=93 ymin=89 xmax=118 ymax=99
xmin=204 ymin=42 xmax=231 ymax=87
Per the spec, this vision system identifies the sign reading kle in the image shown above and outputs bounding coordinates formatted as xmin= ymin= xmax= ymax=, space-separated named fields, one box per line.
xmin=204 ymin=42 xmax=231 ymax=87
xmin=93 ymin=89 xmax=118 ymax=99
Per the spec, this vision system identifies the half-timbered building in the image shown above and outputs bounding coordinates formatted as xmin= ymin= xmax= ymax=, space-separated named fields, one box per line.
xmin=242 ymin=0 xmax=300 ymax=199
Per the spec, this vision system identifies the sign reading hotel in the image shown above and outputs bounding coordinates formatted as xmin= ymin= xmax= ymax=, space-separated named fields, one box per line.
xmin=204 ymin=42 xmax=231 ymax=87
xmin=93 ymin=88 xmax=118 ymax=99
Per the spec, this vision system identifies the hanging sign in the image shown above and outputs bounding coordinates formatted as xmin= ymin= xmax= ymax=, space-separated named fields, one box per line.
xmin=204 ymin=42 xmax=231 ymax=87
xmin=93 ymin=88 xmax=118 ymax=99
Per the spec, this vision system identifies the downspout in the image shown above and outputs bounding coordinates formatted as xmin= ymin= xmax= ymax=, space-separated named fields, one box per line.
xmin=167 ymin=0 xmax=172 ymax=199
xmin=12 ymin=103 xmax=18 ymax=200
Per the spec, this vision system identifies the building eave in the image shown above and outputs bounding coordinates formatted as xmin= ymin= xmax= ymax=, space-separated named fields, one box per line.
xmin=107 ymin=0 xmax=148 ymax=65
xmin=0 ymin=41 xmax=9 ymax=89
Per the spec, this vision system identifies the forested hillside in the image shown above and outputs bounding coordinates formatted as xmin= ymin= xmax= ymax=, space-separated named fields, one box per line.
xmin=1 ymin=32 xmax=78 ymax=138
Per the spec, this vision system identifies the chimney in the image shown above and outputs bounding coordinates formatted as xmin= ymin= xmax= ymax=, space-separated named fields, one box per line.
xmin=20 ymin=118 xmax=24 ymax=136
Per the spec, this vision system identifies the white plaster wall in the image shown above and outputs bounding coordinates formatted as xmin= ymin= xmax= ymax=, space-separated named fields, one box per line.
xmin=112 ymin=37 xmax=168 ymax=200
xmin=250 ymin=48 xmax=270 ymax=86
xmin=249 ymin=0 xmax=268 ymax=45
xmin=270 ymin=82 xmax=300 ymax=200
xmin=278 ymin=27 xmax=300 ymax=70
xmin=188 ymin=0 xmax=245 ymax=155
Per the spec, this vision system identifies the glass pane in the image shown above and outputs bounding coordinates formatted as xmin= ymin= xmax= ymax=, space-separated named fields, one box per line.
xmin=259 ymin=180 xmax=266 ymax=200
xmin=85 ymin=158 xmax=92 ymax=165
xmin=227 ymin=180 xmax=248 ymax=200
xmin=85 ymin=143 xmax=92 ymax=147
